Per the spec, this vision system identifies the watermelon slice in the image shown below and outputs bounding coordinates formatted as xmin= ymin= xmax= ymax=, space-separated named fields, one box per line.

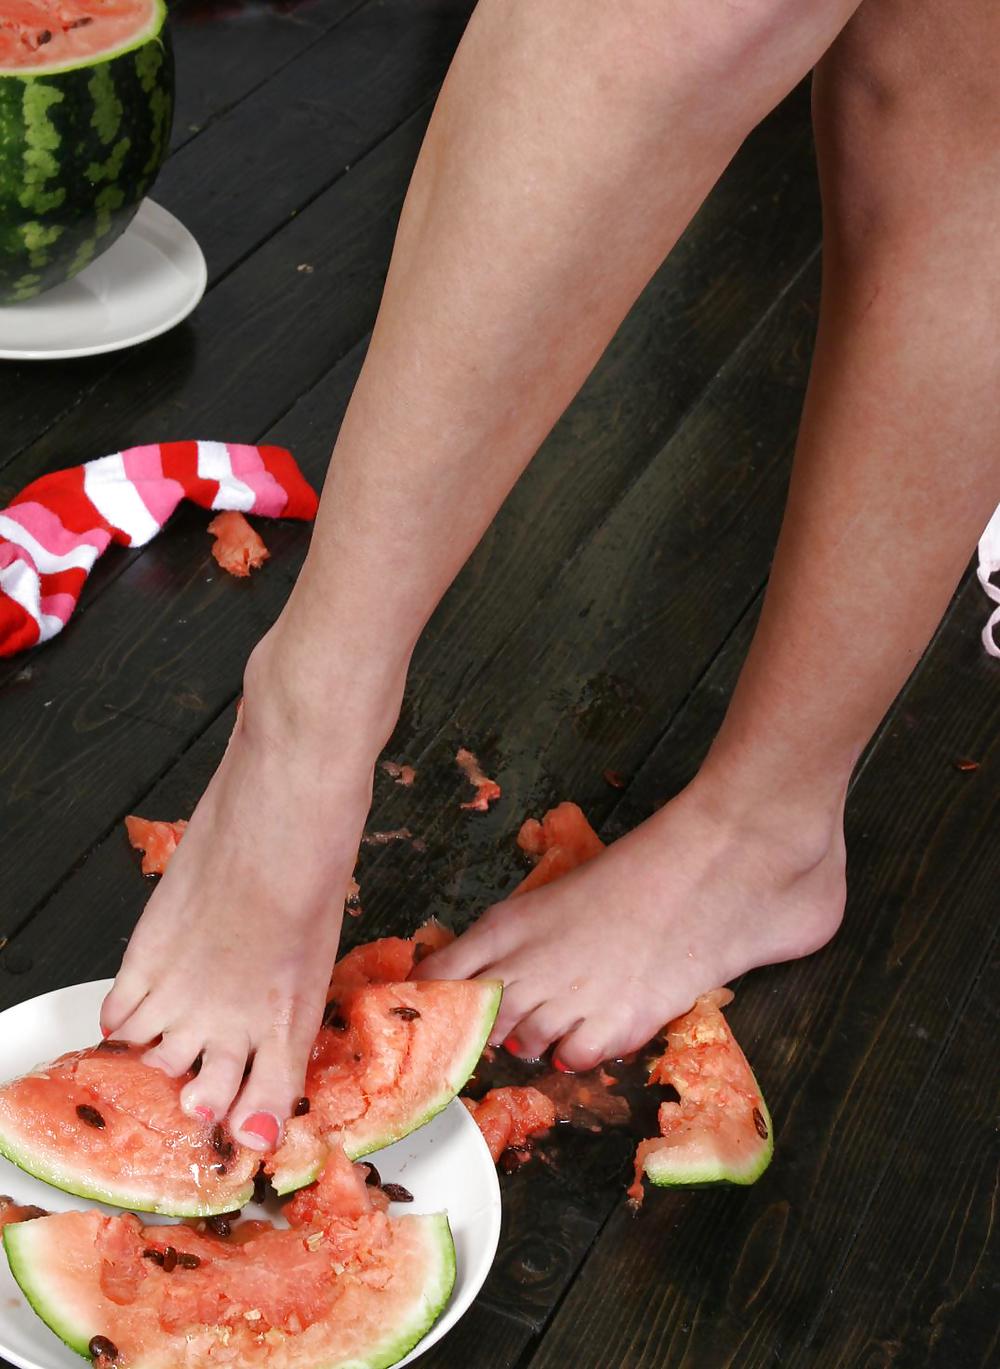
xmin=0 ymin=0 xmax=173 ymax=302
xmin=629 ymin=988 xmax=773 ymax=1201
xmin=3 ymin=1151 xmax=456 ymax=1369
xmin=0 ymin=930 xmax=500 ymax=1216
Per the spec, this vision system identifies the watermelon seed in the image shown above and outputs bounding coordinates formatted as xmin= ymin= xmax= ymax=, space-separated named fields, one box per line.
xmin=206 ymin=1215 xmax=232 ymax=1238
xmin=178 ymin=1253 xmax=201 ymax=1269
xmin=35 ymin=30 xmax=52 ymax=47
xmin=211 ymin=1124 xmax=235 ymax=1160
xmin=380 ymin=1183 xmax=414 ymax=1203
xmin=88 ymin=1336 xmax=119 ymax=1364
xmin=142 ymin=1247 xmax=165 ymax=1266
xmin=69 ymin=16 xmax=94 ymax=26
xmin=161 ymin=1245 xmax=178 ymax=1273
xmin=752 ymin=1107 xmax=769 ymax=1140
xmin=294 ymin=1096 xmax=310 ymax=1116
xmin=364 ymin=1163 xmax=381 ymax=1187
xmin=76 ymin=1104 xmax=105 ymax=1129
xmin=390 ymin=1006 xmax=421 ymax=1021
xmin=96 ymin=1040 xmax=129 ymax=1054
xmin=252 ymin=1167 xmax=268 ymax=1204
xmin=190 ymin=1054 xmax=203 ymax=1076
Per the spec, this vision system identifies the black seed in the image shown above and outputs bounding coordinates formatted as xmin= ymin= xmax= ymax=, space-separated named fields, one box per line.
xmin=96 ymin=1040 xmax=129 ymax=1054
xmin=88 ymin=1336 xmax=119 ymax=1363
xmin=294 ymin=1096 xmax=310 ymax=1116
xmin=178 ymin=1252 xmax=201 ymax=1269
xmin=353 ymin=1052 xmax=362 ymax=1062
xmin=211 ymin=1124 xmax=234 ymax=1160
xmin=161 ymin=1245 xmax=178 ymax=1273
xmin=189 ymin=1053 xmax=203 ymax=1076
xmin=752 ymin=1106 xmax=769 ymax=1140
xmin=380 ymin=1183 xmax=413 ymax=1203
xmin=252 ymin=1167 xmax=268 ymax=1204
xmin=323 ymin=1001 xmax=347 ymax=1031
xmin=69 ymin=15 xmax=94 ymax=26
xmin=205 ymin=1215 xmax=231 ymax=1237
xmin=364 ymin=1163 xmax=381 ymax=1187
xmin=390 ymin=1005 xmax=421 ymax=1021
xmin=36 ymin=29 xmax=52 ymax=45
xmin=76 ymin=1104 xmax=105 ymax=1129
xmin=211 ymin=1162 xmax=228 ymax=1176
xmin=142 ymin=1247 xmax=165 ymax=1266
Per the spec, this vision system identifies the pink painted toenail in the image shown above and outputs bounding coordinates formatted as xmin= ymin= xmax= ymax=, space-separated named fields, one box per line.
xmin=101 ymin=1027 xmax=110 ymax=1038
xmin=503 ymin=1035 xmax=522 ymax=1056
xmin=243 ymin=1112 xmax=280 ymax=1149
xmin=194 ymin=1106 xmax=214 ymax=1123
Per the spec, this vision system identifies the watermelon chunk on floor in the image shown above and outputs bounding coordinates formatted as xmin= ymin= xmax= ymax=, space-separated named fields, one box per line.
xmin=629 ymin=988 xmax=773 ymax=1203
xmin=208 ymin=510 xmax=270 ymax=577
xmin=513 ymin=801 xmax=605 ymax=895
xmin=3 ymin=1150 xmax=456 ymax=1369
xmin=0 ymin=0 xmax=174 ymax=302
xmin=0 ymin=929 xmax=500 ymax=1215
xmin=462 ymin=1087 xmax=556 ymax=1163
xmin=124 ymin=815 xmax=188 ymax=876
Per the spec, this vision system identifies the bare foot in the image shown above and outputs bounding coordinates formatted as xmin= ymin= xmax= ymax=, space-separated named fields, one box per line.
xmin=100 ymin=634 xmax=399 ymax=1151
xmin=415 ymin=779 xmax=847 ymax=1071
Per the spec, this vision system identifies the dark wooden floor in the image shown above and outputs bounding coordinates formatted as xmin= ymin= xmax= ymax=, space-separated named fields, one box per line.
xmin=1 ymin=2 xmax=998 ymax=1366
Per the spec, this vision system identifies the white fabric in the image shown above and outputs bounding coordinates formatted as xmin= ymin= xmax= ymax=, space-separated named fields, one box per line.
xmin=977 ymin=504 xmax=1000 ymax=658
xmin=83 ymin=453 xmax=161 ymax=547
xmin=196 ymin=440 xmax=256 ymax=512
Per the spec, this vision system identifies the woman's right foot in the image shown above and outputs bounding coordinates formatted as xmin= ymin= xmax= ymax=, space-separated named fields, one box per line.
xmin=100 ymin=633 xmax=400 ymax=1152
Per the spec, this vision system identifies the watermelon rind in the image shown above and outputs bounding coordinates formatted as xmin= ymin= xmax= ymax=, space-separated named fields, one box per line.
xmin=3 ymin=1211 xmax=457 ymax=1369
xmin=643 ymin=1095 xmax=774 ymax=1189
xmin=0 ymin=1122 xmax=253 ymax=1217
xmin=273 ymin=979 xmax=503 ymax=1196
xmin=0 ymin=0 xmax=174 ymax=302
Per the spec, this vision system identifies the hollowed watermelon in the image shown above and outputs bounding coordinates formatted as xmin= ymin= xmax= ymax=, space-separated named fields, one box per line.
xmin=0 ymin=932 xmax=500 ymax=1216
xmin=0 ymin=0 xmax=173 ymax=303
xmin=629 ymin=988 xmax=773 ymax=1202
xmin=3 ymin=1152 xmax=456 ymax=1369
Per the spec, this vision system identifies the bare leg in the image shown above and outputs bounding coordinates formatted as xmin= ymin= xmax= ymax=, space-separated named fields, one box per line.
xmin=101 ymin=0 xmax=864 ymax=1137
xmin=426 ymin=0 xmax=1000 ymax=1068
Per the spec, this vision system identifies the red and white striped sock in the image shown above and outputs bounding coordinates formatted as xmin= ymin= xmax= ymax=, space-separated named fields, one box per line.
xmin=0 ymin=441 xmax=318 ymax=657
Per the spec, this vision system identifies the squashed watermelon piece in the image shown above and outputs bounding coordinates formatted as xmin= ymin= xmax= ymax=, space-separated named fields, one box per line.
xmin=0 ymin=928 xmax=499 ymax=1215
xmin=3 ymin=1174 xmax=456 ymax=1369
xmin=124 ymin=815 xmax=188 ymax=876
xmin=513 ymin=800 xmax=605 ymax=896
xmin=0 ymin=1194 xmax=47 ymax=1230
xmin=208 ymin=510 xmax=270 ymax=577
xmin=455 ymin=748 xmax=501 ymax=811
xmin=629 ymin=989 xmax=773 ymax=1203
xmin=462 ymin=1086 xmax=556 ymax=1163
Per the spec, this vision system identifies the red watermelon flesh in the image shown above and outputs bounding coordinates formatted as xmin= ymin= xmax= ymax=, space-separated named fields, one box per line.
xmin=0 ymin=1 xmax=154 ymax=71
xmin=629 ymin=988 xmax=773 ymax=1202
xmin=0 ymin=928 xmax=499 ymax=1215
xmin=3 ymin=1146 xmax=456 ymax=1369
xmin=513 ymin=801 xmax=605 ymax=895
xmin=462 ymin=1087 xmax=556 ymax=1163
xmin=124 ymin=816 xmax=188 ymax=877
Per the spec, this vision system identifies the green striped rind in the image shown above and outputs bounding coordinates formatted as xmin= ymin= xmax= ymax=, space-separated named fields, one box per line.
xmin=273 ymin=981 xmax=503 ymax=1196
xmin=0 ymin=1125 xmax=253 ymax=1218
xmin=0 ymin=0 xmax=173 ymax=302
xmin=643 ymin=1097 xmax=774 ymax=1189
xmin=4 ymin=1212 xmax=456 ymax=1369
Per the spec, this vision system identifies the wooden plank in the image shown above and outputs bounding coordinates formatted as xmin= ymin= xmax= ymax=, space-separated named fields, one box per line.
xmin=520 ymin=573 xmax=1000 ymax=1369
xmin=0 ymin=93 xmax=823 ymax=922
xmin=802 ymin=939 xmax=999 ymax=1369
xmin=168 ymin=0 xmax=369 ymax=152
xmin=0 ymin=0 xmax=474 ymax=474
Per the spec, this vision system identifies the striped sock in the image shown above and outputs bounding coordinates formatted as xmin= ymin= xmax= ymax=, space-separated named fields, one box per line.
xmin=0 ymin=441 xmax=318 ymax=656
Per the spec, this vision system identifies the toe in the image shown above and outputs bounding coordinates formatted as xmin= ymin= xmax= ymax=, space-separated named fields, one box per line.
xmin=414 ymin=901 xmax=523 ymax=982
xmin=553 ymin=1016 xmax=619 ymax=1073
xmin=509 ymin=1000 xmax=582 ymax=1062
xmin=232 ymin=1033 xmax=309 ymax=1152
xmin=142 ymin=1029 xmax=204 ymax=1079
xmin=111 ymin=997 xmax=169 ymax=1049
xmin=179 ymin=1037 xmax=249 ymax=1125
xmin=486 ymin=975 xmax=545 ymax=1048
xmin=100 ymin=971 xmax=149 ymax=1037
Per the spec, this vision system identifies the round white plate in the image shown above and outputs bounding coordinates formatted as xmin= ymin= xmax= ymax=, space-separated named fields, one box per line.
xmin=0 ymin=200 xmax=207 ymax=361
xmin=0 ymin=980 xmax=501 ymax=1369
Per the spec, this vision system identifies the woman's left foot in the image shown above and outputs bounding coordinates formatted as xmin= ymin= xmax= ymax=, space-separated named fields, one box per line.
xmin=416 ymin=781 xmax=847 ymax=1070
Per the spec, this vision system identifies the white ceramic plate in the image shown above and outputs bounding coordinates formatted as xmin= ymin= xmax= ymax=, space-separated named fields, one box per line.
xmin=0 ymin=980 xmax=501 ymax=1369
xmin=0 ymin=200 xmax=207 ymax=361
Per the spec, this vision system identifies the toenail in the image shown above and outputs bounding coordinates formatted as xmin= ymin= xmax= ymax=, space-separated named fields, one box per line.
xmin=503 ymin=1035 xmax=522 ymax=1056
xmin=100 ymin=1027 xmax=110 ymax=1039
xmin=194 ymin=1106 xmax=214 ymax=1123
xmin=241 ymin=1112 xmax=280 ymax=1150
